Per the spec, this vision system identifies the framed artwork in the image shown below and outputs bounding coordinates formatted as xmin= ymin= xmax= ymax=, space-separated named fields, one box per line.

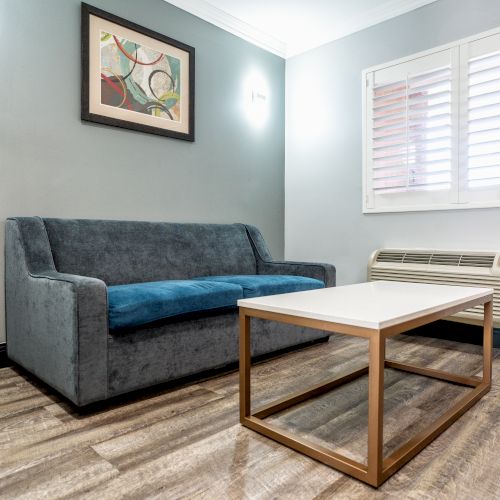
xmin=81 ymin=3 xmax=195 ymax=141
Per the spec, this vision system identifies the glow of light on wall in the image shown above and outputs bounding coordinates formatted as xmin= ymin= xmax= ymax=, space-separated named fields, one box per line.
xmin=243 ymin=70 xmax=270 ymax=128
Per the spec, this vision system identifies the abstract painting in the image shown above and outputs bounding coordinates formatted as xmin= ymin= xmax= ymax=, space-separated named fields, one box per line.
xmin=82 ymin=3 xmax=195 ymax=141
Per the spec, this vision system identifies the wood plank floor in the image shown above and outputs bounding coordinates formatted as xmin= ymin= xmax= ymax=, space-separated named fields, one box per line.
xmin=0 ymin=333 xmax=499 ymax=499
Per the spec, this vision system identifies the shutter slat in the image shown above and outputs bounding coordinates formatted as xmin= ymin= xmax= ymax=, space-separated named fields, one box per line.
xmin=469 ymin=103 xmax=500 ymax=120
xmin=374 ymin=90 xmax=405 ymax=102
xmin=410 ymin=126 xmax=452 ymax=142
xmin=373 ymin=127 xmax=406 ymax=140
xmin=372 ymin=159 xmax=451 ymax=171
xmin=373 ymin=106 xmax=405 ymax=119
xmin=374 ymin=127 xmax=451 ymax=148
xmin=408 ymin=81 xmax=451 ymax=97
xmin=373 ymin=181 xmax=451 ymax=193
xmin=374 ymin=169 xmax=451 ymax=182
xmin=408 ymin=89 xmax=451 ymax=104
xmin=468 ymin=165 xmax=500 ymax=180
xmin=469 ymin=147 xmax=500 ymax=158
xmin=469 ymin=89 xmax=500 ymax=108
xmin=469 ymin=52 xmax=500 ymax=73
xmin=373 ymin=166 xmax=450 ymax=179
xmin=373 ymin=116 xmax=406 ymax=129
xmin=409 ymin=67 xmax=451 ymax=85
xmin=373 ymin=145 xmax=452 ymax=160
xmin=469 ymin=152 xmax=500 ymax=166
xmin=408 ymin=112 xmax=451 ymax=125
xmin=469 ymin=127 xmax=500 ymax=144
xmin=373 ymin=80 xmax=406 ymax=98
xmin=409 ymin=101 xmax=451 ymax=113
xmin=468 ymin=115 xmax=500 ymax=131
xmin=373 ymin=111 xmax=452 ymax=128
xmin=373 ymin=93 xmax=406 ymax=109
xmin=469 ymin=77 xmax=500 ymax=97
xmin=469 ymin=66 xmax=500 ymax=85
xmin=468 ymin=139 xmax=500 ymax=157
xmin=373 ymin=136 xmax=451 ymax=151
xmin=373 ymin=149 xmax=451 ymax=166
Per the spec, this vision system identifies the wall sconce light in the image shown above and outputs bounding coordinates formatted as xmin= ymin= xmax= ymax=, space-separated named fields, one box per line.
xmin=244 ymin=70 xmax=269 ymax=128
xmin=252 ymin=89 xmax=267 ymax=104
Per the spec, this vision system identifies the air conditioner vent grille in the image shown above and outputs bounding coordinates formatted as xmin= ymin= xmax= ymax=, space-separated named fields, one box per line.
xmin=458 ymin=255 xmax=495 ymax=268
xmin=376 ymin=251 xmax=496 ymax=269
xmin=376 ymin=251 xmax=404 ymax=263
xmin=403 ymin=253 xmax=432 ymax=264
xmin=430 ymin=254 xmax=461 ymax=266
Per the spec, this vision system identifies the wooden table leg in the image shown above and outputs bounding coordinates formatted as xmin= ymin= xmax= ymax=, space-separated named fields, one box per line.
xmin=367 ymin=333 xmax=385 ymax=487
xmin=239 ymin=311 xmax=251 ymax=422
xmin=483 ymin=300 xmax=493 ymax=386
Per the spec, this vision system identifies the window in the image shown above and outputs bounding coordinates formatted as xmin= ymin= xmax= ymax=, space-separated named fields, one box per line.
xmin=363 ymin=28 xmax=500 ymax=212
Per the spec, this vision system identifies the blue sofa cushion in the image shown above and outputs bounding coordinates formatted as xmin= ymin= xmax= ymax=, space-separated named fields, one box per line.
xmin=108 ymin=280 xmax=244 ymax=331
xmin=193 ymin=275 xmax=325 ymax=298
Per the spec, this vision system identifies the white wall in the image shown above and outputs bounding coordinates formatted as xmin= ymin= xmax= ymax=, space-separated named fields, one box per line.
xmin=285 ymin=0 xmax=500 ymax=286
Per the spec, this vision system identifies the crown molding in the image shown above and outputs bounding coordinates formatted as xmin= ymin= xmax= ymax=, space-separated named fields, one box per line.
xmin=164 ymin=0 xmax=287 ymax=57
xmin=164 ymin=0 xmax=439 ymax=59
xmin=286 ymin=0 xmax=440 ymax=57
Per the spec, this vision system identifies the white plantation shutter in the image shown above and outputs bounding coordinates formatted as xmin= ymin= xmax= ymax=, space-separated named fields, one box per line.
xmin=364 ymin=27 xmax=500 ymax=212
xmin=365 ymin=49 xmax=458 ymax=211
xmin=372 ymin=68 xmax=453 ymax=192
xmin=461 ymin=32 xmax=500 ymax=204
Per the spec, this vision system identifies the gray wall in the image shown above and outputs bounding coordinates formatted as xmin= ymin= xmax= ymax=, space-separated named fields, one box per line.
xmin=0 ymin=0 xmax=285 ymax=343
xmin=285 ymin=0 xmax=500 ymax=285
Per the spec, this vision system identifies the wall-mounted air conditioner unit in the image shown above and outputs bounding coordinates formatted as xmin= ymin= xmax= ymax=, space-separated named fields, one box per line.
xmin=368 ymin=249 xmax=500 ymax=328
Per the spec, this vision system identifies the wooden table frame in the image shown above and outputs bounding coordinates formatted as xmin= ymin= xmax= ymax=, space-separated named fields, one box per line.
xmin=239 ymin=295 xmax=493 ymax=488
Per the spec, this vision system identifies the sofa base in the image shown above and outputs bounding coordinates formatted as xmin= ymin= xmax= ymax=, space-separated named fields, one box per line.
xmin=8 ymin=336 xmax=330 ymax=412
xmin=103 ymin=336 xmax=330 ymax=409
xmin=107 ymin=311 xmax=329 ymax=399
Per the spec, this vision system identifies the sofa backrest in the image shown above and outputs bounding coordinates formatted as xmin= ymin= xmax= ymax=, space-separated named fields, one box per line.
xmin=39 ymin=218 xmax=257 ymax=285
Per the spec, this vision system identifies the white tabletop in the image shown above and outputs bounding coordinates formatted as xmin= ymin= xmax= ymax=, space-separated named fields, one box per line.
xmin=237 ymin=281 xmax=493 ymax=330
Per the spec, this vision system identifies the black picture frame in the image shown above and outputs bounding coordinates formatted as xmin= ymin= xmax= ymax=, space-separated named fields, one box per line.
xmin=81 ymin=2 xmax=195 ymax=141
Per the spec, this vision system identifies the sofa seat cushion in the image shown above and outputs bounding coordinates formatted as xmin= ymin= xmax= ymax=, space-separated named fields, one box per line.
xmin=108 ymin=280 xmax=244 ymax=331
xmin=193 ymin=275 xmax=324 ymax=298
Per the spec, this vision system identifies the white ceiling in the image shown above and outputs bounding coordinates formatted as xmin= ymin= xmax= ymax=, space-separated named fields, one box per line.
xmin=165 ymin=0 xmax=439 ymax=58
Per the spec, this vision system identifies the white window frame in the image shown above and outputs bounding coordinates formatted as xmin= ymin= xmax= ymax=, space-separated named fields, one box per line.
xmin=362 ymin=25 xmax=500 ymax=213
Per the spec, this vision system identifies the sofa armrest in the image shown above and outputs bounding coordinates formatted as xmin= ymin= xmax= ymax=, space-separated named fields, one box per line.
xmin=5 ymin=219 xmax=108 ymax=406
xmin=257 ymin=260 xmax=336 ymax=287
xmin=244 ymin=224 xmax=336 ymax=287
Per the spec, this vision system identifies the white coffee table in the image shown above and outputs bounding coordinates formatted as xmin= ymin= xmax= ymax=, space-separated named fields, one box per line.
xmin=237 ymin=281 xmax=493 ymax=487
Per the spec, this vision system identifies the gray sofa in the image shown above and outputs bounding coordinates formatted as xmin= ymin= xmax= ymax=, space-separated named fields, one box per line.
xmin=5 ymin=217 xmax=336 ymax=406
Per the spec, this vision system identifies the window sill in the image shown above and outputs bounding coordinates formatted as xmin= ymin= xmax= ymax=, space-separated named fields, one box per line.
xmin=363 ymin=200 xmax=500 ymax=214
